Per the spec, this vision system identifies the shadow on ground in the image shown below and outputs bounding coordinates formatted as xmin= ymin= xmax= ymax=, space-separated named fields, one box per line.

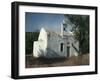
xmin=25 ymin=54 xmax=89 ymax=68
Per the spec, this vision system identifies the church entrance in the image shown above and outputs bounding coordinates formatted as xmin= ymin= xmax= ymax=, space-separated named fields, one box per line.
xmin=67 ymin=46 xmax=70 ymax=57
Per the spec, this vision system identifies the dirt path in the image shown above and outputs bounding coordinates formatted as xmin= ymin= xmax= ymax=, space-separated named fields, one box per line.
xmin=25 ymin=54 xmax=89 ymax=68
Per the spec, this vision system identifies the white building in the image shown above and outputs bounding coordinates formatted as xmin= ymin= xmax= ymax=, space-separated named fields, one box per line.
xmin=33 ymin=21 xmax=79 ymax=58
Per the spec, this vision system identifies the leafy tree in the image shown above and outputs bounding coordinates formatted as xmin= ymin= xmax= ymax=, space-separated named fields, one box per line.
xmin=64 ymin=14 xmax=89 ymax=54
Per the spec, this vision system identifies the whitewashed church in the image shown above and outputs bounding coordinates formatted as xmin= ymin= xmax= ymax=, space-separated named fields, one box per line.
xmin=33 ymin=20 xmax=79 ymax=58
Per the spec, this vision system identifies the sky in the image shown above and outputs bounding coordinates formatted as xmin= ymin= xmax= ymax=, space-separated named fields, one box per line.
xmin=25 ymin=12 xmax=64 ymax=32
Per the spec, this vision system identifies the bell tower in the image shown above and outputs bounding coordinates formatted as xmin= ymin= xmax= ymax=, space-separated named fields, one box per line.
xmin=61 ymin=20 xmax=68 ymax=38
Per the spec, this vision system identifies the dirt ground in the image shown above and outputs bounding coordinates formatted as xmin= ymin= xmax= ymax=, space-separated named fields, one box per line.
xmin=25 ymin=54 xmax=89 ymax=68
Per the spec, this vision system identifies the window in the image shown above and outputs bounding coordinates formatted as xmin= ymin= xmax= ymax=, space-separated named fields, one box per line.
xmin=63 ymin=27 xmax=66 ymax=31
xmin=60 ymin=43 xmax=63 ymax=52
xmin=63 ymin=24 xmax=67 ymax=31
xmin=67 ymin=42 xmax=70 ymax=45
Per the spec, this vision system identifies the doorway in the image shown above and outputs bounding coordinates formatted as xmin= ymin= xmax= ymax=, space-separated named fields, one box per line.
xmin=67 ymin=46 xmax=70 ymax=57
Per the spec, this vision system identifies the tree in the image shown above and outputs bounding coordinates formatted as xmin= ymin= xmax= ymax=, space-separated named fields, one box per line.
xmin=64 ymin=14 xmax=89 ymax=54
xmin=25 ymin=32 xmax=39 ymax=54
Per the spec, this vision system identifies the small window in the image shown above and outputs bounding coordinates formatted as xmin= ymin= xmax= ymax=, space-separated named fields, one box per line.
xmin=63 ymin=27 xmax=66 ymax=31
xmin=67 ymin=42 xmax=70 ymax=44
xmin=60 ymin=43 xmax=63 ymax=52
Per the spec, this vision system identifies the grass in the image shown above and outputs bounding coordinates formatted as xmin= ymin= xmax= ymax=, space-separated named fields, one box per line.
xmin=25 ymin=54 xmax=89 ymax=68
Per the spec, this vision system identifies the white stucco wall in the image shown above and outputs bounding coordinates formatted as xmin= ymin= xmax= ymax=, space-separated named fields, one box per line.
xmin=33 ymin=41 xmax=40 ymax=57
xmin=38 ymin=28 xmax=48 ymax=54
xmin=47 ymin=32 xmax=67 ymax=58
xmin=33 ymin=28 xmax=48 ymax=57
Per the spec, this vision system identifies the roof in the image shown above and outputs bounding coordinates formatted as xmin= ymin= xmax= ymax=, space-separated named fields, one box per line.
xmin=43 ymin=28 xmax=62 ymax=38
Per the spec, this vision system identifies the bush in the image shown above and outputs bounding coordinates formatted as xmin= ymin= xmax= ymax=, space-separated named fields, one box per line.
xmin=25 ymin=32 xmax=39 ymax=54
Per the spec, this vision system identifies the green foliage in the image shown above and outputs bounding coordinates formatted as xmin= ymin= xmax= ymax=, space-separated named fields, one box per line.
xmin=25 ymin=32 xmax=39 ymax=54
xmin=64 ymin=14 xmax=89 ymax=54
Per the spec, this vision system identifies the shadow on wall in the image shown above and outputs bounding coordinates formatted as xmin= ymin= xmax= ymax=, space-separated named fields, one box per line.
xmin=36 ymin=48 xmax=64 ymax=58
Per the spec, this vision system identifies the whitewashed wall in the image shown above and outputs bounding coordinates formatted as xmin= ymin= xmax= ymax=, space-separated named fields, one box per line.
xmin=33 ymin=28 xmax=48 ymax=57
xmin=47 ymin=31 xmax=66 ymax=58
